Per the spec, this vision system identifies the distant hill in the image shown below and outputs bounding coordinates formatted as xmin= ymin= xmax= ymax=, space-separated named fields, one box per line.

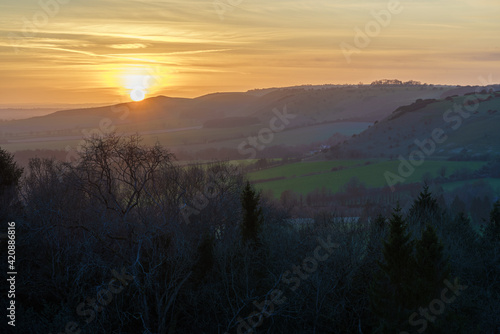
xmin=5 ymin=83 xmax=492 ymax=156
xmin=325 ymin=88 xmax=500 ymax=160
xmin=0 ymin=108 xmax=65 ymax=120
xmin=3 ymin=84 xmax=454 ymax=135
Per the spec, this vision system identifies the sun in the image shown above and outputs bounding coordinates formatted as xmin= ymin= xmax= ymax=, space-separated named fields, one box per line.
xmin=116 ymin=66 xmax=167 ymax=102
xmin=115 ymin=66 xmax=169 ymax=102
xmin=130 ymin=86 xmax=146 ymax=102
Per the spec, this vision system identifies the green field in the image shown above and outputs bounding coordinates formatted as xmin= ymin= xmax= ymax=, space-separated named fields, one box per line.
xmin=248 ymin=160 xmax=371 ymax=180
xmin=247 ymin=160 xmax=488 ymax=197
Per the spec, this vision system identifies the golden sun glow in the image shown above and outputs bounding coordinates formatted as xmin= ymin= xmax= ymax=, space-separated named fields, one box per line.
xmin=119 ymin=66 xmax=165 ymax=102
xmin=130 ymin=87 xmax=146 ymax=101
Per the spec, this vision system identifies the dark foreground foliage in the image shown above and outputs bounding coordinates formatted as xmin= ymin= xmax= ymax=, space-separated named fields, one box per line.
xmin=0 ymin=135 xmax=498 ymax=334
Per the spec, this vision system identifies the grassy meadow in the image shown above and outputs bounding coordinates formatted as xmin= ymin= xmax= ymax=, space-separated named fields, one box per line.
xmin=247 ymin=160 xmax=488 ymax=197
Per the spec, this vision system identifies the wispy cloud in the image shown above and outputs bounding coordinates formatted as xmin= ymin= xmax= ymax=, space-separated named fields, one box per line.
xmin=1 ymin=0 xmax=499 ymax=104
xmin=109 ymin=43 xmax=149 ymax=49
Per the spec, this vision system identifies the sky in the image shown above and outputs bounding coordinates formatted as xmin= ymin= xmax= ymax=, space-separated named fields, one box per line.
xmin=0 ymin=0 xmax=499 ymax=105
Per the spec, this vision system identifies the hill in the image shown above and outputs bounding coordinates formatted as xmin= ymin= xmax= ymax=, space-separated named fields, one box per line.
xmin=324 ymin=88 xmax=500 ymax=160
xmin=1 ymin=84 xmax=458 ymax=154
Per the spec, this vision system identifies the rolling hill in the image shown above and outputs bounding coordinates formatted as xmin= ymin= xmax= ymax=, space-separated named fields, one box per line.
xmin=325 ymin=89 xmax=500 ymax=160
xmin=1 ymin=84 xmax=460 ymax=153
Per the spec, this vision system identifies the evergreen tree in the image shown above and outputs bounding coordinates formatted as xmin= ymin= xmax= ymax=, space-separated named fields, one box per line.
xmin=240 ymin=181 xmax=263 ymax=244
xmin=0 ymin=147 xmax=23 ymax=221
xmin=408 ymin=184 xmax=440 ymax=224
xmin=0 ymin=147 xmax=23 ymax=189
xmin=485 ymin=200 xmax=500 ymax=242
xmin=452 ymin=211 xmax=476 ymax=248
xmin=370 ymin=205 xmax=416 ymax=332
xmin=240 ymin=181 xmax=269 ymax=294
xmin=415 ymin=224 xmax=450 ymax=305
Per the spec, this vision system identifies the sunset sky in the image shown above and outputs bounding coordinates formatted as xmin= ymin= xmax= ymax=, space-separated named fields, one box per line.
xmin=1 ymin=0 xmax=499 ymax=105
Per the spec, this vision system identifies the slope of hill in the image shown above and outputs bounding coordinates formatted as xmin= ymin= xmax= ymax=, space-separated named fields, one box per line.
xmin=1 ymin=84 xmax=456 ymax=152
xmin=325 ymin=90 xmax=500 ymax=160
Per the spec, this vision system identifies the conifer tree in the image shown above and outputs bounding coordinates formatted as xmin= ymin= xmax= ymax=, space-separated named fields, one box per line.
xmin=485 ymin=200 xmax=500 ymax=242
xmin=0 ymin=147 xmax=23 ymax=221
xmin=240 ymin=181 xmax=269 ymax=293
xmin=370 ymin=205 xmax=416 ymax=332
xmin=240 ymin=181 xmax=263 ymax=244
xmin=414 ymin=224 xmax=450 ymax=305
xmin=451 ymin=211 xmax=477 ymax=248
xmin=409 ymin=184 xmax=440 ymax=224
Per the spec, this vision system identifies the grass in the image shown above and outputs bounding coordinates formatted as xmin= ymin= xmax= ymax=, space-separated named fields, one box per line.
xmin=248 ymin=160 xmax=488 ymax=197
xmin=248 ymin=160 xmax=371 ymax=180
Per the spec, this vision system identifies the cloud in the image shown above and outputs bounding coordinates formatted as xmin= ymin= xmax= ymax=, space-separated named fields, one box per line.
xmin=108 ymin=43 xmax=149 ymax=49
xmin=1 ymin=0 xmax=500 ymax=104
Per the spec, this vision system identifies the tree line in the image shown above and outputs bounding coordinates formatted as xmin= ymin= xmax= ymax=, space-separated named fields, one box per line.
xmin=0 ymin=134 xmax=498 ymax=333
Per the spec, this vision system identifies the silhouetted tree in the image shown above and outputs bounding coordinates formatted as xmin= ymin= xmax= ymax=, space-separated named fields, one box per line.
xmin=0 ymin=147 xmax=23 ymax=221
xmin=415 ymin=224 xmax=450 ymax=305
xmin=192 ymin=232 xmax=215 ymax=286
xmin=70 ymin=133 xmax=174 ymax=221
xmin=0 ymin=147 xmax=23 ymax=190
xmin=240 ymin=181 xmax=263 ymax=244
xmin=485 ymin=200 xmax=500 ymax=242
xmin=408 ymin=184 xmax=440 ymax=224
xmin=370 ymin=204 xmax=416 ymax=332
xmin=451 ymin=211 xmax=477 ymax=248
